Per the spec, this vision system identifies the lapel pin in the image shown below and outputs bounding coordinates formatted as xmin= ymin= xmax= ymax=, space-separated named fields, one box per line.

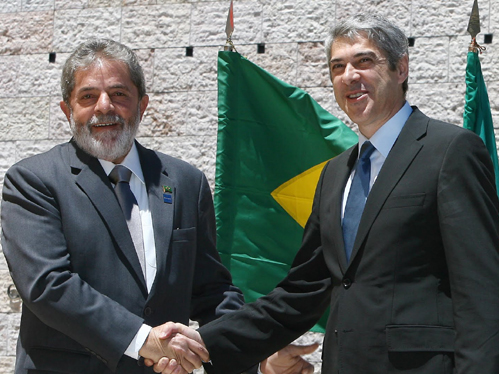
xmin=162 ymin=186 xmax=173 ymax=204
xmin=163 ymin=194 xmax=172 ymax=204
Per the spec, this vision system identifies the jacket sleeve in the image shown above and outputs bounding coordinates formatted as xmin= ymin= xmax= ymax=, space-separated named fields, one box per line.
xmin=198 ymin=167 xmax=333 ymax=374
xmin=438 ymin=129 xmax=499 ymax=373
xmin=190 ymin=171 xmax=246 ymax=325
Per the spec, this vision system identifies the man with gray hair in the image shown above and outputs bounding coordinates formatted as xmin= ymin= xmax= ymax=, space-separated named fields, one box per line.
xmin=162 ymin=14 xmax=499 ymax=374
xmin=1 ymin=39 xmax=315 ymax=374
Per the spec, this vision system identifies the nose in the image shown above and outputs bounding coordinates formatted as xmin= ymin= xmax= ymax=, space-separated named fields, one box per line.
xmin=95 ymin=92 xmax=114 ymax=115
xmin=342 ymin=63 xmax=360 ymax=85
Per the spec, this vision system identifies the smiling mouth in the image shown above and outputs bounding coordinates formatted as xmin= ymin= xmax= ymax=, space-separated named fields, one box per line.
xmin=348 ymin=92 xmax=365 ymax=99
xmin=93 ymin=123 xmax=117 ymax=127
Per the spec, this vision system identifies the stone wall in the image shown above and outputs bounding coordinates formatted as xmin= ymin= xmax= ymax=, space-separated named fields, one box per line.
xmin=1 ymin=0 xmax=498 ymax=373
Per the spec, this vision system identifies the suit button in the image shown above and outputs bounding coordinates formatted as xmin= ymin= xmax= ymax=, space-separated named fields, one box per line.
xmin=342 ymin=279 xmax=352 ymax=289
xmin=144 ymin=307 xmax=153 ymax=316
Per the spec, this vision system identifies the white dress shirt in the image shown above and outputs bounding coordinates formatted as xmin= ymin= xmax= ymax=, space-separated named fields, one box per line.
xmin=99 ymin=142 xmax=156 ymax=359
xmin=342 ymin=102 xmax=413 ymax=220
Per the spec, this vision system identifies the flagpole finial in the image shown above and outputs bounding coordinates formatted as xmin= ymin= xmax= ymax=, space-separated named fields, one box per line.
xmin=467 ymin=0 xmax=486 ymax=53
xmin=467 ymin=0 xmax=480 ymax=39
xmin=224 ymin=1 xmax=238 ymax=52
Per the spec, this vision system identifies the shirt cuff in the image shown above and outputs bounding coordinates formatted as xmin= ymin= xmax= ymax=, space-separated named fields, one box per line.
xmin=257 ymin=363 xmax=263 ymax=374
xmin=124 ymin=324 xmax=152 ymax=360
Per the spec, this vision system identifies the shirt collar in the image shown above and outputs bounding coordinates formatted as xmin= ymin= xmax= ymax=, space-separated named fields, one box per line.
xmin=358 ymin=101 xmax=413 ymax=158
xmin=99 ymin=142 xmax=145 ymax=184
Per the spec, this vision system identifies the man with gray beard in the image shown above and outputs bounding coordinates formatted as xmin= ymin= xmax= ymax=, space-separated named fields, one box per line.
xmin=1 ymin=39 xmax=315 ymax=374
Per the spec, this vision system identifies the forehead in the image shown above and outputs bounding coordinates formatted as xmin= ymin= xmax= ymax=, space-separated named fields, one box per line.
xmin=72 ymin=59 xmax=136 ymax=93
xmin=329 ymin=36 xmax=384 ymax=60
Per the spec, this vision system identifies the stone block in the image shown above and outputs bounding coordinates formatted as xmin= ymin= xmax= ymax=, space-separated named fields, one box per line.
xmin=262 ymin=1 xmax=335 ymax=43
xmin=22 ymin=0 xmax=54 ymax=12
xmin=88 ymin=0 xmax=121 ymax=7
xmin=49 ymin=96 xmax=73 ymax=140
xmin=0 ymin=55 xmax=20 ymax=96
xmin=408 ymin=37 xmax=449 ymax=84
xmin=191 ymin=1 xmax=262 ymax=46
xmin=0 ymin=11 xmax=53 ymax=55
xmin=133 ymin=48 xmax=156 ymax=94
xmin=53 ymin=8 xmax=121 ymax=52
xmin=14 ymin=140 xmax=63 ymax=162
xmin=121 ymin=5 xmax=190 ymax=49
xmin=0 ymin=98 xmax=50 ymax=141
xmin=139 ymin=92 xmax=187 ymax=137
xmin=182 ymin=90 xmax=217 ymax=137
xmin=0 ymin=356 xmax=16 ymax=374
xmin=138 ymin=135 xmax=217 ymax=186
xmin=0 ymin=141 xmax=16 ymax=187
xmin=335 ymin=1 xmax=411 ymax=36
xmin=17 ymin=53 xmax=64 ymax=97
xmin=407 ymin=82 xmax=465 ymax=126
xmin=0 ymin=270 xmax=21 ymax=314
xmin=297 ymin=42 xmax=330 ymax=88
xmin=412 ymin=1 xmax=480 ymax=37
xmin=0 ymin=0 xmax=21 ymax=13
xmin=448 ymin=36 xmax=471 ymax=84
xmin=236 ymin=43 xmax=299 ymax=87
xmin=153 ymin=46 xmax=219 ymax=92
xmin=55 ymin=0 xmax=87 ymax=9
xmin=7 ymin=314 xmax=20 ymax=356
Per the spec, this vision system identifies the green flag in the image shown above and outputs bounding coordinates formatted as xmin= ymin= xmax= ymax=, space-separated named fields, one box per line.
xmin=463 ymin=50 xmax=499 ymax=196
xmin=215 ymin=51 xmax=357 ymax=332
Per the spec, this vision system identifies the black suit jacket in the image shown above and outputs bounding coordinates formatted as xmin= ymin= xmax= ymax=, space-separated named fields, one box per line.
xmin=1 ymin=140 xmax=245 ymax=374
xmin=199 ymin=108 xmax=499 ymax=374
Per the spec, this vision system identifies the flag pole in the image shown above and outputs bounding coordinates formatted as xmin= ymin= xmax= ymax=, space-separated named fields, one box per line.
xmin=224 ymin=1 xmax=237 ymax=52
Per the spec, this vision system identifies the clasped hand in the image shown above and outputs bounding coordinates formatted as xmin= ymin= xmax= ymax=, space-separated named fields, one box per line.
xmin=140 ymin=322 xmax=318 ymax=374
xmin=139 ymin=322 xmax=207 ymax=374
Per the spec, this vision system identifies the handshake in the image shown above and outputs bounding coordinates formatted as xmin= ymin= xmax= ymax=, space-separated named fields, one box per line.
xmin=139 ymin=322 xmax=318 ymax=374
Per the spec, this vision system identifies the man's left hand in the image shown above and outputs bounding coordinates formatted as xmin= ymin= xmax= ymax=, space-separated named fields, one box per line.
xmin=260 ymin=343 xmax=319 ymax=374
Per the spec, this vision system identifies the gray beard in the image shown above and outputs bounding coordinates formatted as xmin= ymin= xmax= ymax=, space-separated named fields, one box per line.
xmin=69 ymin=110 xmax=140 ymax=162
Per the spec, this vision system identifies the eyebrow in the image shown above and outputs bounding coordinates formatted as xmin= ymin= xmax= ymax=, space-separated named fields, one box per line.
xmin=76 ymin=84 xmax=131 ymax=94
xmin=330 ymin=51 xmax=378 ymax=64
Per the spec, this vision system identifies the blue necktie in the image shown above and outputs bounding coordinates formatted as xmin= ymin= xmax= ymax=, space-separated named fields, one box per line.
xmin=109 ymin=165 xmax=146 ymax=279
xmin=342 ymin=141 xmax=376 ymax=263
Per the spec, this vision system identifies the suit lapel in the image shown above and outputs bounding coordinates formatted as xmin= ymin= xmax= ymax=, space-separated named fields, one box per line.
xmin=68 ymin=141 xmax=148 ymax=293
xmin=136 ymin=143 xmax=175 ymax=299
xmin=348 ymin=108 xmax=429 ymax=264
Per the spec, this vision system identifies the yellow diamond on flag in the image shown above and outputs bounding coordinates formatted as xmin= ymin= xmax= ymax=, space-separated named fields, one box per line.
xmin=271 ymin=160 xmax=330 ymax=228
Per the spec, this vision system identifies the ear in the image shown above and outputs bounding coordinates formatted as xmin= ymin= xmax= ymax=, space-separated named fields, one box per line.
xmin=60 ymin=101 xmax=71 ymax=122
xmin=397 ymin=54 xmax=409 ymax=84
xmin=139 ymin=94 xmax=149 ymax=121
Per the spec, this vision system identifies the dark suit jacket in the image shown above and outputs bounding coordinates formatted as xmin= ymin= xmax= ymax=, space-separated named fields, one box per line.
xmin=1 ymin=140 xmax=245 ymax=374
xmin=199 ymin=107 xmax=499 ymax=374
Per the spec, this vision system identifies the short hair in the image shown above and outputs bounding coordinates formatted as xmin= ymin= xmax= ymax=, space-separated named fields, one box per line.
xmin=61 ymin=39 xmax=146 ymax=105
xmin=325 ymin=15 xmax=409 ymax=95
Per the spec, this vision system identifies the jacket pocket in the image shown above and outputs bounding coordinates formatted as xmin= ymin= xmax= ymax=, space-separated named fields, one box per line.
xmin=172 ymin=227 xmax=196 ymax=243
xmin=386 ymin=325 xmax=456 ymax=352
xmin=25 ymin=347 xmax=92 ymax=373
xmin=384 ymin=193 xmax=426 ymax=209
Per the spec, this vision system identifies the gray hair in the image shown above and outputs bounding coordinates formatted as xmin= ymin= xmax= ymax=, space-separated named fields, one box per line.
xmin=325 ymin=15 xmax=409 ymax=95
xmin=61 ymin=39 xmax=146 ymax=105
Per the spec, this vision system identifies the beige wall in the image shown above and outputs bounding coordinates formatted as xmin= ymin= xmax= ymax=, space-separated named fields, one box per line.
xmin=1 ymin=0 xmax=498 ymax=372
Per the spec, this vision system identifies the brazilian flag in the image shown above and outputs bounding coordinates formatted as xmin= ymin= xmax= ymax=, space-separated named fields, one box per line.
xmin=215 ymin=51 xmax=357 ymax=332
